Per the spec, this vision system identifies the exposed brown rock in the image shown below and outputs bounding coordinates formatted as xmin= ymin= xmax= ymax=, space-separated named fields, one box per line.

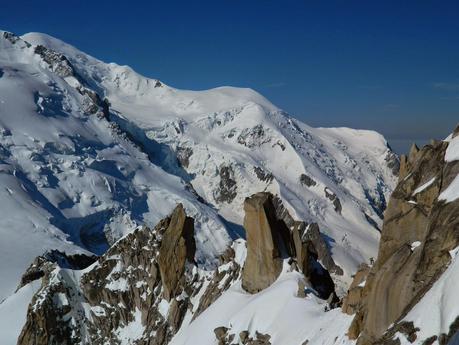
xmin=242 ymin=192 xmax=339 ymax=300
xmin=18 ymin=205 xmax=197 ymax=345
xmin=348 ymin=138 xmax=459 ymax=344
xmin=17 ymin=250 xmax=96 ymax=290
xmin=271 ymin=196 xmax=342 ymax=275
xmin=215 ymin=328 xmax=272 ymax=345
xmin=158 ymin=203 xmax=196 ymax=301
xmin=17 ymin=266 xmax=77 ymax=345
xmin=324 ymin=187 xmax=342 ymax=214
xmin=342 ymin=263 xmax=370 ymax=315
xmin=292 ymin=224 xmax=338 ymax=300
xmin=192 ymin=247 xmax=241 ymax=320
xmin=398 ymin=154 xmax=409 ymax=180
xmin=214 ymin=326 xmax=230 ymax=345
xmin=17 ymin=204 xmax=243 ymax=345
xmin=300 ymin=173 xmax=317 ymax=187
xmin=408 ymin=143 xmax=420 ymax=164
xmin=242 ymin=192 xmax=289 ymax=293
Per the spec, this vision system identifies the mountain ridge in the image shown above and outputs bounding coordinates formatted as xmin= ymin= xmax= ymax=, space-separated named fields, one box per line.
xmin=0 ymin=30 xmax=404 ymax=344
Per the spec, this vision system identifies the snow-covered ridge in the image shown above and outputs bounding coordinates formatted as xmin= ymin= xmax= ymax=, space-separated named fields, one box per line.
xmin=0 ymin=31 xmax=230 ymax=302
xmin=0 ymin=29 xmax=433 ymax=345
xmin=0 ymin=30 xmax=399 ymax=294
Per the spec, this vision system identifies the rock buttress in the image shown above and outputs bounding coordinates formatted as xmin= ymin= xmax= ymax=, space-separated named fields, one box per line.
xmin=242 ymin=192 xmax=339 ymax=300
xmin=241 ymin=192 xmax=290 ymax=293
xmin=158 ymin=203 xmax=196 ymax=301
xmin=347 ymin=137 xmax=459 ymax=344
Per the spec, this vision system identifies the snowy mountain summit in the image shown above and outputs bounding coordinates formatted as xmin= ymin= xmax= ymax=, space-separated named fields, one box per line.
xmin=0 ymin=30 xmax=413 ymax=345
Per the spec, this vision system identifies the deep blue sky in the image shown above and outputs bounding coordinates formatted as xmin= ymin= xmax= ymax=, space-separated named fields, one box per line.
xmin=2 ymin=1 xmax=458 ymax=153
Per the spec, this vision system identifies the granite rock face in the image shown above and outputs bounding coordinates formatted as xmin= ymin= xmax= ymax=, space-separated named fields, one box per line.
xmin=12 ymin=201 xmax=235 ymax=345
xmin=347 ymin=138 xmax=459 ymax=345
xmin=16 ymin=193 xmax=342 ymax=344
xmin=241 ymin=193 xmax=290 ymax=293
xmin=241 ymin=192 xmax=338 ymax=300
xmin=158 ymin=204 xmax=196 ymax=301
xmin=341 ymin=263 xmax=370 ymax=316
xmin=17 ymin=205 xmax=241 ymax=345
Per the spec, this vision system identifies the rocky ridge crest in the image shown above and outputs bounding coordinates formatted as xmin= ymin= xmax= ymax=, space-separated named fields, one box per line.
xmin=16 ymin=193 xmax=340 ymax=344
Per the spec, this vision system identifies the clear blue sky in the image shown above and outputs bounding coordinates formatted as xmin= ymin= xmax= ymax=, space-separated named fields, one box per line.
xmin=2 ymin=1 xmax=458 ymax=153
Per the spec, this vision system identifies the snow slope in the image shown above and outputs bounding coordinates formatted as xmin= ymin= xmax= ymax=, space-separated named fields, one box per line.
xmin=396 ymin=247 xmax=459 ymax=344
xmin=0 ymin=30 xmax=400 ymax=344
xmin=21 ymin=32 xmax=399 ymax=289
xmin=0 ymin=31 xmax=229 ymax=302
xmin=171 ymin=248 xmax=355 ymax=345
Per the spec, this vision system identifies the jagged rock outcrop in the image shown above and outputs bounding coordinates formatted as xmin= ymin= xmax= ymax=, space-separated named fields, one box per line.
xmin=17 ymin=250 xmax=96 ymax=290
xmin=347 ymin=136 xmax=459 ymax=345
xmin=271 ymin=196 xmax=343 ymax=276
xmin=341 ymin=263 xmax=370 ymax=316
xmin=214 ymin=165 xmax=238 ymax=203
xmin=242 ymin=192 xmax=339 ymax=300
xmin=28 ymin=36 xmax=110 ymax=118
xmin=191 ymin=249 xmax=242 ymax=320
xmin=300 ymin=173 xmax=317 ymax=187
xmin=17 ymin=205 xmax=242 ymax=345
xmin=384 ymin=150 xmax=401 ymax=176
xmin=214 ymin=327 xmax=272 ymax=345
xmin=158 ymin=204 xmax=196 ymax=301
xmin=0 ymin=30 xmax=401 ymax=345
xmin=324 ymin=187 xmax=342 ymax=214
xmin=18 ymin=204 xmax=197 ymax=345
xmin=176 ymin=146 xmax=193 ymax=168
xmin=254 ymin=166 xmax=274 ymax=183
xmin=241 ymin=192 xmax=290 ymax=293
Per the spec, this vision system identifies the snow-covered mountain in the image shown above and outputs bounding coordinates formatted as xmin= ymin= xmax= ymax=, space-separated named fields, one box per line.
xmin=0 ymin=31 xmax=232 ymax=301
xmin=22 ymin=31 xmax=399 ymax=280
xmin=0 ymin=30 xmax=402 ymax=344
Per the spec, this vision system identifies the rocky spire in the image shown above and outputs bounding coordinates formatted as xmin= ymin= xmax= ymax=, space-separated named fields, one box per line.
xmin=17 ymin=204 xmax=199 ymax=345
xmin=241 ymin=192 xmax=338 ymax=300
xmin=241 ymin=193 xmax=291 ymax=293
xmin=158 ymin=203 xmax=196 ymax=301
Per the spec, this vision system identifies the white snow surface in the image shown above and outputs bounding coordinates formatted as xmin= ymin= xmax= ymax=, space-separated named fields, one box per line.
xmin=0 ymin=30 xmax=400 ymax=344
xmin=410 ymin=241 xmax=422 ymax=251
xmin=171 ymin=263 xmax=355 ymax=345
xmin=398 ymin=247 xmax=459 ymax=343
xmin=20 ymin=31 xmax=399 ymax=288
xmin=413 ymin=177 xmax=435 ymax=195
xmin=437 ymin=134 xmax=459 ymax=203
xmin=0 ymin=31 xmax=229 ymax=301
xmin=0 ymin=279 xmax=42 ymax=345
xmin=115 ymin=308 xmax=145 ymax=344
xmin=445 ymin=134 xmax=459 ymax=162
xmin=439 ymin=175 xmax=459 ymax=203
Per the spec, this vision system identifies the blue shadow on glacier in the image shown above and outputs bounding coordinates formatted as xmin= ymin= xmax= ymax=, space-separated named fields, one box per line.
xmin=108 ymin=110 xmax=195 ymax=183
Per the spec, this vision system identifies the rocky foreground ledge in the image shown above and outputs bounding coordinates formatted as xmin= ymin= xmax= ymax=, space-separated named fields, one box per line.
xmin=16 ymin=193 xmax=339 ymax=345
